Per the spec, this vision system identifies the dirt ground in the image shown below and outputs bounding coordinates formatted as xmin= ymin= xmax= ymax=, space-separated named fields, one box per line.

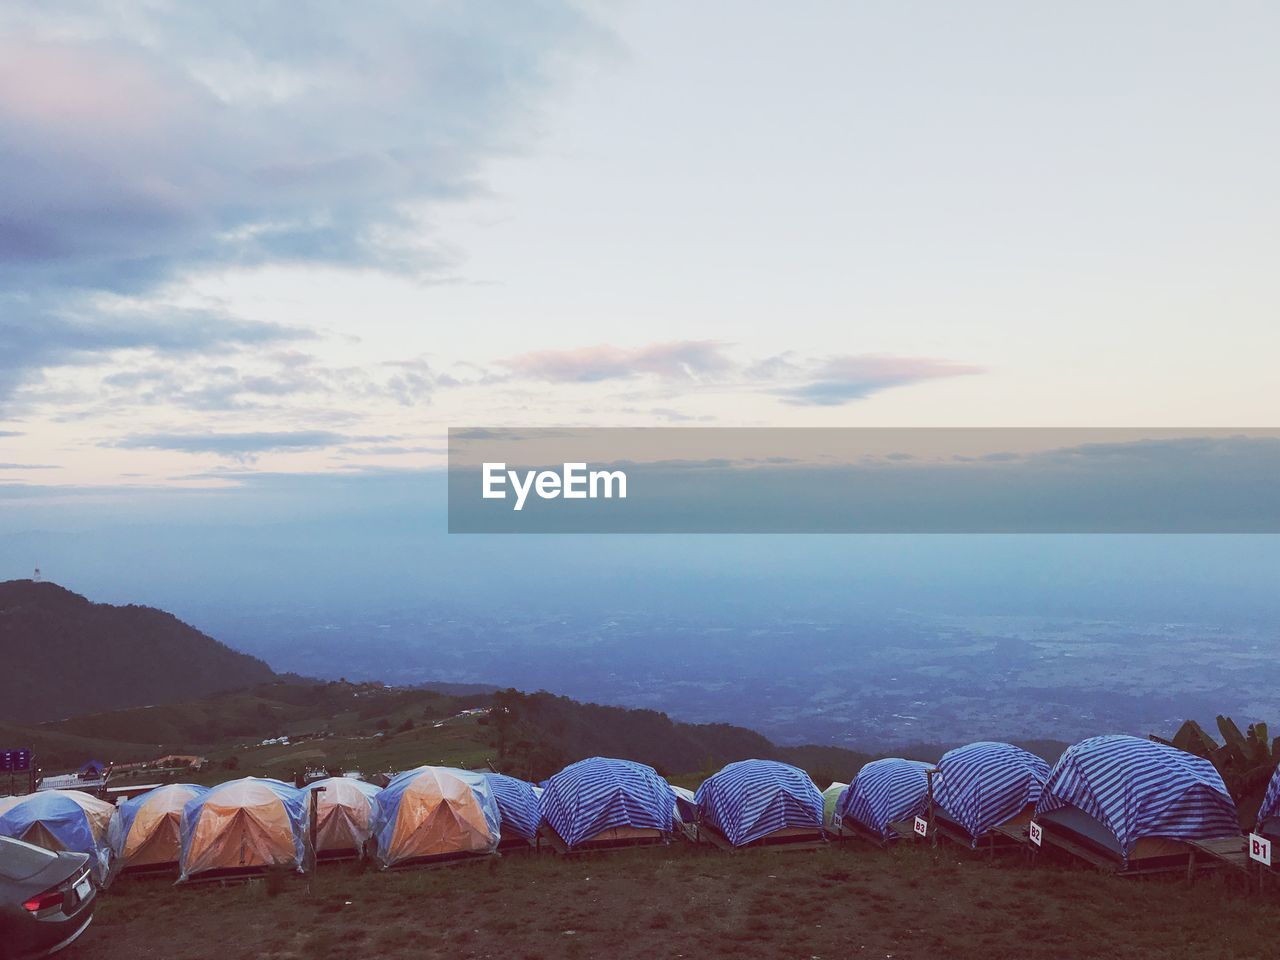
xmin=70 ymin=843 xmax=1271 ymax=960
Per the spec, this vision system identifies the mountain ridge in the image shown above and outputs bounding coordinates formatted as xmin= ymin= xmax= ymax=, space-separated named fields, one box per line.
xmin=0 ymin=578 xmax=277 ymax=723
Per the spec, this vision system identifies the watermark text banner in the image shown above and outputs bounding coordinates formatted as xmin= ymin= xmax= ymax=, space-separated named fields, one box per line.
xmin=448 ymin=428 xmax=1280 ymax=533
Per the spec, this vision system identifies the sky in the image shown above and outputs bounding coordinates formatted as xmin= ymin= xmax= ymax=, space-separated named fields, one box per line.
xmin=2 ymin=0 xmax=1278 ymax=500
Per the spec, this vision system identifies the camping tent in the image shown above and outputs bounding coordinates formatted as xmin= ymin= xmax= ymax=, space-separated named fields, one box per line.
xmin=836 ymin=758 xmax=933 ymax=842
xmin=0 ymin=790 xmax=114 ymax=883
xmin=933 ymin=741 xmax=1050 ymax=846
xmin=303 ymin=778 xmax=381 ymax=860
xmin=1035 ymin=735 xmax=1239 ymax=864
xmin=539 ymin=757 xmax=676 ymax=850
xmin=822 ymin=782 xmax=849 ymax=828
xmin=695 ymin=759 xmax=824 ymax=847
xmin=1256 ymin=766 xmax=1280 ymax=839
xmin=671 ymin=785 xmax=698 ymax=827
xmin=109 ymin=783 xmax=207 ymax=874
xmin=178 ymin=777 xmax=310 ymax=881
xmin=482 ymin=772 xmax=541 ymax=844
xmin=371 ymin=767 xmax=500 ymax=867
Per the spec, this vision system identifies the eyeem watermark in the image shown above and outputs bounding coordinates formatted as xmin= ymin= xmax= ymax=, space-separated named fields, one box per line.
xmin=482 ymin=462 xmax=628 ymax=511
xmin=450 ymin=427 xmax=1280 ymax=533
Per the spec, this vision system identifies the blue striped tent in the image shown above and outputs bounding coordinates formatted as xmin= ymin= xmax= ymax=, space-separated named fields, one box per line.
xmin=836 ymin=758 xmax=933 ymax=842
xmin=1254 ymin=765 xmax=1280 ymax=836
xmin=483 ymin=772 xmax=541 ymax=841
xmin=695 ymin=759 xmax=824 ymax=846
xmin=934 ymin=741 xmax=1050 ymax=846
xmin=539 ymin=757 xmax=676 ymax=849
xmin=1035 ymin=735 xmax=1239 ymax=859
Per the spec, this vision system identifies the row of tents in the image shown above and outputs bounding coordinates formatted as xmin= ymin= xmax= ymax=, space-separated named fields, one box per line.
xmin=4 ymin=735 xmax=1279 ymax=885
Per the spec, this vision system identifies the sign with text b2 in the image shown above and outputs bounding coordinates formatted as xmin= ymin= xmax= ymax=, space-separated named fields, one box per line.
xmin=914 ymin=816 xmax=929 ymax=838
xmin=1028 ymin=820 xmax=1043 ymax=847
xmin=1248 ymin=832 xmax=1271 ymax=866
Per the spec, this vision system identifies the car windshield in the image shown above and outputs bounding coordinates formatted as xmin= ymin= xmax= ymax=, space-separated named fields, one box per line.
xmin=0 ymin=836 xmax=59 ymax=881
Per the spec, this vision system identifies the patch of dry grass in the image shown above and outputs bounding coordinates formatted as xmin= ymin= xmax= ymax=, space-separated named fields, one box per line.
xmin=78 ymin=843 xmax=1271 ymax=960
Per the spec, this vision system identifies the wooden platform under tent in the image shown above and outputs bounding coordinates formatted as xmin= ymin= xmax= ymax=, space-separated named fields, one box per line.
xmin=178 ymin=864 xmax=309 ymax=886
xmin=535 ymin=823 xmax=675 ymax=856
xmin=688 ymin=822 xmax=827 ymax=852
xmin=1031 ymin=814 xmax=1247 ymax=881
xmin=828 ymin=815 xmax=925 ymax=847
xmin=932 ymin=805 xmax=1036 ymax=856
xmin=495 ymin=832 xmax=540 ymax=855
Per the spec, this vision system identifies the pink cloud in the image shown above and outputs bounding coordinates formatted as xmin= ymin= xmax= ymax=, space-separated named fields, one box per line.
xmin=0 ymin=42 xmax=192 ymax=135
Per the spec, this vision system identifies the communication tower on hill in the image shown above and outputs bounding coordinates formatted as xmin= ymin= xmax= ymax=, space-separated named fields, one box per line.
xmin=33 ymin=566 xmax=41 ymax=582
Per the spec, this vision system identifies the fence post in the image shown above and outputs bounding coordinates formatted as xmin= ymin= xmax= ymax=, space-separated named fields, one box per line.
xmin=308 ymin=786 xmax=324 ymax=871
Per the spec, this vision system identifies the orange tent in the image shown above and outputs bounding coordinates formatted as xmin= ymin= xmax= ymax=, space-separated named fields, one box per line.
xmin=109 ymin=783 xmax=206 ymax=873
xmin=178 ymin=778 xmax=310 ymax=881
xmin=371 ymin=767 xmax=500 ymax=867
xmin=304 ymin=778 xmax=381 ymax=859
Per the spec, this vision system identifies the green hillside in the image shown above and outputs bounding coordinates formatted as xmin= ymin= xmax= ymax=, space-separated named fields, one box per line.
xmin=0 ymin=579 xmax=275 ymax=723
xmin=13 ymin=680 xmax=873 ymax=788
xmin=0 ymin=720 xmax=157 ymax=774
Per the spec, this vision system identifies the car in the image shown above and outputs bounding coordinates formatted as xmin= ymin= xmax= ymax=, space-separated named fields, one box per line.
xmin=0 ymin=835 xmax=96 ymax=959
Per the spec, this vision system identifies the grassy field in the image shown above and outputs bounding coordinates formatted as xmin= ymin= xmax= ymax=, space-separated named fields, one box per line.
xmin=73 ymin=842 xmax=1269 ymax=960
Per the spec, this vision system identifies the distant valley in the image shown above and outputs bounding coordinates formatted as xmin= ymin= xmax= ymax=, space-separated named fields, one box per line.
xmin=7 ymin=577 xmax=1271 ymax=754
xmin=188 ymin=601 xmax=1275 ymax=751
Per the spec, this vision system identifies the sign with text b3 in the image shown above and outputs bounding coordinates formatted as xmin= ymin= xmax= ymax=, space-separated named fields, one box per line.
xmin=1248 ymin=832 xmax=1271 ymax=866
xmin=1028 ymin=820 xmax=1043 ymax=847
xmin=914 ymin=816 xmax=929 ymax=838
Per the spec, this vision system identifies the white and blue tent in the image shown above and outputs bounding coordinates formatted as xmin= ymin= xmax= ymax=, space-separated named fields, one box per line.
xmin=0 ymin=790 xmax=115 ymax=883
xmin=1256 ymin=766 xmax=1280 ymax=838
xmin=933 ymin=742 xmax=1050 ymax=846
xmin=539 ymin=757 xmax=676 ymax=850
xmin=1035 ymin=735 xmax=1239 ymax=862
xmin=695 ymin=759 xmax=824 ymax=847
xmin=178 ymin=777 xmax=311 ymax=881
xmin=482 ymin=772 xmax=541 ymax=843
xmin=671 ymin=785 xmax=698 ymax=828
xmin=372 ymin=767 xmax=500 ymax=867
xmin=109 ymin=783 xmax=207 ymax=874
xmin=303 ymin=778 xmax=381 ymax=859
xmin=836 ymin=758 xmax=932 ymax=842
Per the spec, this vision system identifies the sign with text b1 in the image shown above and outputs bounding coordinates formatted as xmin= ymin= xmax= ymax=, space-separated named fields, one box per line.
xmin=1028 ymin=820 xmax=1043 ymax=847
xmin=1248 ymin=832 xmax=1271 ymax=866
xmin=913 ymin=816 xmax=928 ymax=838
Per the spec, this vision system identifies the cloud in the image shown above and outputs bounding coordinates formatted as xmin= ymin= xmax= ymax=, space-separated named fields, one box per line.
xmin=0 ymin=462 xmax=59 ymax=469
xmin=0 ymin=4 xmax=602 ymax=291
xmin=774 ymin=355 xmax=982 ymax=406
xmin=1032 ymin=434 xmax=1280 ymax=468
xmin=503 ymin=341 xmax=734 ymax=382
xmin=494 ymin=342 xmax=980 ymax=411
xmin=1 ymin=302 xmax=309 ymax=405
xmin=0 ymin=3 xmax=604 ymax=403
xmin=109 ymin=430 xmax=352 ymax=460
xmin=30 ymin=345 xmax=460 ymax=418
xmin=645 ymin=407 xmax=716 ymax=423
